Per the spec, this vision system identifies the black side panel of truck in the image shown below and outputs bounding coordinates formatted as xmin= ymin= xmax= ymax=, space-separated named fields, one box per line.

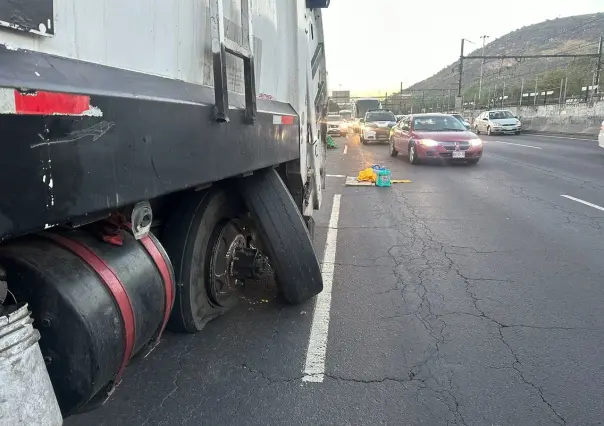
xmin=0 ymin=47 xmax=300 ymax=241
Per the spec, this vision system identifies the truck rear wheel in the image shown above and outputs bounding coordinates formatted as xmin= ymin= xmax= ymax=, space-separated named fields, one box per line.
xmin=238 ymin=168 xmax=323 ymax=304
xmin=162 ymin=187 xmax=247 ymax=333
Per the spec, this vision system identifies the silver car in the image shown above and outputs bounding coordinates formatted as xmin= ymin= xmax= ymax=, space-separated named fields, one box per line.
xmin=474 ymin=110 xmax=522 ymax=135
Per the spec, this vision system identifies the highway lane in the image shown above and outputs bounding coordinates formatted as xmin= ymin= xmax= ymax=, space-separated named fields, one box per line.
xmin=68 ymin=132 xmax=604 ymax=425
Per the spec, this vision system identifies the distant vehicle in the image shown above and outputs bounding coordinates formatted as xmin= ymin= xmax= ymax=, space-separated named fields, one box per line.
xmin=326 ymin=114 xmax=345 ymax=136
xmin=352 ymin=117 xmax=364 ymax=134
xmin=448 ymin=112 xmax=471 ymax=130
xmin=338 ymin=109 xmax=353 ymax=133
xmin=389 ymin=113 xmax=483 ymax=165
xmin=353 ymin=98 xmax=382 ymax=119
xmin=599 ymin=120 xmax=604 ymax=149
xmin=360 ymin=110 xmax=397 ymax=144
xmin=474 ymin=110 xmax=521 ymax=135
xmin=339 ymin=110 xmax=353 ymax=121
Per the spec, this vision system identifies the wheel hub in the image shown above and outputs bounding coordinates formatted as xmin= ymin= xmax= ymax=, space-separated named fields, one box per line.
xmin=207 ymin=221 xmax=247 ymax=307
xmin=207 ymin=220 xmax=271 ymax=307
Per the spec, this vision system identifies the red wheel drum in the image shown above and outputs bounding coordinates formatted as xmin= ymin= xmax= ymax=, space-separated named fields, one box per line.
xmin=0 ymin=229 xmax=174 ymax=416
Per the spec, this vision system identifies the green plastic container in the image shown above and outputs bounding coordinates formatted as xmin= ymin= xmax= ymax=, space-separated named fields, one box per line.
xmin=376 ymin=168 xmax=391 ymax=187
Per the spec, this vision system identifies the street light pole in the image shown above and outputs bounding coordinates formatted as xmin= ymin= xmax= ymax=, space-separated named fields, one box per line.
xmin=478 ymin=35 xmax=489 ymax=103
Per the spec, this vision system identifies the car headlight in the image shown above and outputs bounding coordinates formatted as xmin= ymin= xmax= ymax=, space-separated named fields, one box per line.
xmin=419 ymin=139 xmax=439 ymax=147
xmin=516 ymin=120 xmax=522 ymax=126
xmin=470 ymin=138 xmax=483 ymax=147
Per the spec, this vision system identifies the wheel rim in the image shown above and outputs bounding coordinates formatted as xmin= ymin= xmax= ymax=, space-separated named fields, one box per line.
xmin=207 ymin=220 xmax=246 ymax=307
xmin=410 ymin=146 xmax=415 ymax=162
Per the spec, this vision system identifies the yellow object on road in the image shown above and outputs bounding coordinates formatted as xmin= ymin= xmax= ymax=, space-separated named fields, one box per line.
xmin=391 ymin=179 xmax=412 ymax=184
xmin=357 ymin=168 xmax=377 ymax=183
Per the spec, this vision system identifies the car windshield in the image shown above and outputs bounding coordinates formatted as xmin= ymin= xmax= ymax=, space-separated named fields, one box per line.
xmin=413 ymin=116 xmax=466 ymax=131
xmin=327 ymin=116 xmax=341 ymax=122
xmin=366 ymin=112 xmax=395 ymax=122
xmin=451 ymin=114 xmax=464 ymax=121
xmin=489 ymin=110 xmax=515 ymax=119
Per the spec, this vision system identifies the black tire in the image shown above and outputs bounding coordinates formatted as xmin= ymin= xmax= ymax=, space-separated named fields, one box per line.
xmin=162 ymin=187 xmax=245 ymax=333
xmin=361 ymin=135 xmax=367 ymax=145
xmin=238 ymin=168 xmax=323 ymax=304
xmin=389 ymin=139 xmax=398 ymax=157
xmin=409 ymin=143 xmax=420 ymax=165
xmin=467 ymin=159 xmax=480 ymax=165
xmin=515 ymin=131 xmax=521 ymax=135
xmin=487 ymin=126 xmax=492 ymax=136
xmin=474 ymin=126 xmax=480 ymax=135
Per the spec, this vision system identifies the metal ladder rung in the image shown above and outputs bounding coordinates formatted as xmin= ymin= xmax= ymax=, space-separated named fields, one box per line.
xmin=210 ymin=0 xmax=257 ymax=124
xmin=224 ymin=39 xmax=253 ymax=60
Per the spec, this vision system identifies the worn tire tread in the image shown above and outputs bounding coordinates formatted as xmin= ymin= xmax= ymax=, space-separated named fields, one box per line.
xmin=238 ymin=168 xmax=323 ymax=304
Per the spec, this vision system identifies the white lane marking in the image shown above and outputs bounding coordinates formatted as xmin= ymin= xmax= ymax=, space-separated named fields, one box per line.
xmin=326 ymin=174 xmax=345 ymax=178
xmin=343 ymin=144 xmax=348 ymax=155
xmin=533 ymin=134 xmax=596 ymax=142
xmin=561 ymin=195 xmax=604 ymax=212
xmin=302 ymin=194 xmax=341 ymax=383
xmin=488 ymin=140 xmax=542 ymax=149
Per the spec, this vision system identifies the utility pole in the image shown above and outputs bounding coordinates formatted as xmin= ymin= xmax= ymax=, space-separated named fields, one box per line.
xmin=478 ymin=35 xmax=490 ymax=102
xmin=519 ymin=78 xmax=524 ymax=107
xmin=458 ymin=39 xmax=464 ymax=97
xmin=563 ymin=77 xmax=568 ymax=104
xmin=594 ymin=36 xmax=603 ymax=97
xmin=558 ymin=78 xmax=564 ymax=105
xmin=534 ymin=77 xmax=538 ymax=107
xmin=501 ymin=81 xmax=506 ymax=108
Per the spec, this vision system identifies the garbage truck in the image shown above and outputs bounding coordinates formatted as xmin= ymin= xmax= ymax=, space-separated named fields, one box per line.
xmin=0 ymin=0 xmax=329 ymax=423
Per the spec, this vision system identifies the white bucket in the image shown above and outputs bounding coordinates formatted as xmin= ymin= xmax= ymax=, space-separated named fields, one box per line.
xmin=0 ymin=303 xmax=63 ymax=426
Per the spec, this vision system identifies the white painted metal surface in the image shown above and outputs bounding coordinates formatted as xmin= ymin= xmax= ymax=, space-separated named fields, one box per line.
xmin=0 ymin=0 xmax=328 ymax=217
xmin=0 ymin=304 xmax=63 ymax=425
xmin=0 ymin=0 xmax=301 ymax=104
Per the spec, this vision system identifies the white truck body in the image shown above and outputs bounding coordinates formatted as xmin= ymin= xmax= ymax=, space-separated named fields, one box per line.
xmin=0 ymin=0 xmax=327 ymax=216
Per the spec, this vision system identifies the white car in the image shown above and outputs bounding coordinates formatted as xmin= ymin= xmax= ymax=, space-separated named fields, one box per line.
xmin=474 ymin=110 xmax=522 ymax=135
xmin=599 ymin=120 xmax=604 ymax=149
xmin=361 ymin=110 xmax=397 ymax=144
xmin=326 ymin=114 xmax=345 ymax=136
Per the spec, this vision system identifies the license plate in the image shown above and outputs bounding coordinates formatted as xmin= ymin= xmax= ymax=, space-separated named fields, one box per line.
xmin=452 ymin=151 xmax=465 ymax=159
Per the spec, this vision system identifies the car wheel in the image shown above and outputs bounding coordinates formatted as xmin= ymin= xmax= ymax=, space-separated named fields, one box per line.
xmin=474 ymin=125 xmax=480 ymax=135
xmin=361 ymin=133 xmax=367 ymax=144
xmin=467 ymin=159 xmax=480 ymax=166
xmin=389 ymin=139 xmax=398 ymax=157
xmin=487 ymin=126 xmax=492 ymax=136
xmin=409 ymin=143 xmax=420 ymax=165
xmin=515 ymin=131 xmax=521 ymax=135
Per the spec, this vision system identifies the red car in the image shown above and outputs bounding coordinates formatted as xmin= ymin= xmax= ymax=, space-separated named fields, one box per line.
xmin=389 ymin=113 xmax=483 ymax=165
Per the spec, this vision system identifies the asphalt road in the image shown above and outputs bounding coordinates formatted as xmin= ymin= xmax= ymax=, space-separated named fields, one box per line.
xmin=68 ymin=132 xmax=604 ymax=426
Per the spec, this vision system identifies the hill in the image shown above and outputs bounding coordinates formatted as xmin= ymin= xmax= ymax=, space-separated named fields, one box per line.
xmin=407 ymin=13 xmax=604 ymax=106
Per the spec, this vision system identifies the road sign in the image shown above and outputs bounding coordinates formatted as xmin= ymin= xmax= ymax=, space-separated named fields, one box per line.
xmin=332 ymin=90 xmax=350 ymax=104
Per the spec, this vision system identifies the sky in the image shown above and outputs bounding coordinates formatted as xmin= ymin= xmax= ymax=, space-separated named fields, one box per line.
xmin=322 ymin=0 xmax=603 ymax=96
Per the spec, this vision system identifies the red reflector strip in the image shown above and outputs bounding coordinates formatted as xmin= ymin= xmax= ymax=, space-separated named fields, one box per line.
xmin=43 ymin=233 xmax=136 ymax=383
xmin=139 ymin=235 xmax=174 ymax=343
xmin=282 ymin=115 xmax=295 ymax=125
xmin=0 ymin=88 xmax=103 ymax=116
xmin=272 ymin=114 xmax=296 ymax=125
xmin=14 ymin=91 xmax=92 ymax=115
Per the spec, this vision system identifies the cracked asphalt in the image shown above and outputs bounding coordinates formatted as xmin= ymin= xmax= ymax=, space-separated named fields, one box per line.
xmin=67 ymin=132 xmax=604 ymax=425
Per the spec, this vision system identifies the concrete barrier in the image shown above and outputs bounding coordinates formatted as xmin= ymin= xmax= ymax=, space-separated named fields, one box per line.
xmin=464 ymin=101 xmax=604 ymax=138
